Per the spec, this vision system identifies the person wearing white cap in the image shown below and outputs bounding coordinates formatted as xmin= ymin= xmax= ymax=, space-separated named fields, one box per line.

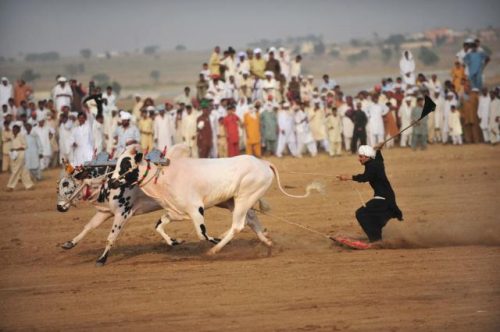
xmin=92 ymin=113 xmax=106 ymax=154
xmin=366 ymin=94 xmax=389 ymax=145
xmin=132 ymin=94 xmax=144 ymax=120
xmin=24 ymin=122 xmax=42 ymax=181
xmin=237 ymin=70 xmax=253 ymax=100
xmin=236 ymin=51 xmax=250 ymax=80
xmin=293 ymin=104 xmax=317 ymax=157
xmin=58 ymin=113 xmax=74 ymax=163
xmin=398 ymin=96 xmax=414 ymax=147
xmin=154 ymin=105 xmax=175 ymax=152
xmin=52 ymin=77 xmax=73 ymax=112
xmin=308 ymin=99 xmax=329 ymax=152
xmin=477 ymin=87 xmax=491 ymax=143
xmin=442 ymin=92 xmax=457 ymax=144
xmin=262 ymin=71 xmax=277 ymax=102
xmin=250 ymin=48 xmax=266 ymax=79
xmin=276 ymin=102 xmax=298 ymax=157
xmin=69 ymin=112 xmax=94 ymax=166
xmin=138 ymin=107 xmax=154 ymax=152
xmin=488 ymin=89 xmax=500 ymax=145
xmin=33 ymin=114 xmax=54 ymax=170
xmin=277 ymin=47 xmax=290 ymax=82
xmin=337 ymin=144 xmax=403 ymax=243
xmin=430 ymin=87 xmax=444 ymax=143
xmin=114 ymin=111 xmax=140 ymax=156
xmin=0 ymin=77 xmax=13 ymax=108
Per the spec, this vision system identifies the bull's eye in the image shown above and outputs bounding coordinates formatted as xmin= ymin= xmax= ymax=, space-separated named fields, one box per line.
xmin=62 ymin=182 xmax=69 ymax=187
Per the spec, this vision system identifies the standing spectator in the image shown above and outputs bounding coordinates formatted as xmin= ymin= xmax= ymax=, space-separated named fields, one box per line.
xmin=153 ymin=106 xmax=174 ymax=151
xmin=294 ymin=104 xmax=317 ymax=157
xmin=70 ymin=79 xmax=86 ymax=113
xmin=399 ymin=50 xmax=416 ymax=87
xmin=260 ymin=103 xmax=278 ymax=156
xmin=114 ymin=112 xmax=140 ymax=156
xmin=132 ymin=94 xmax=144 ymax=120
xmin=175 ymin=87 xmax=193 ymax=107
xmin=489 ymin=90 xmax=500 ymax=145
xmin=398 ymin=97 xmax=413 ymax=147
xmin=243 ymin=105 xmax=262 ymax=157
xmin=308 ymin=100 xmax=329 ymax=152
xmin=209 ymin=46 xmax=221 ymax=77
xmin=351 ymin=102 xmax=368 ymax=153
xmin=460 ymin=87 xmax=481 ymax=143
xmin=33 ymin=115 xmax=54 ymax=170
xmin=24 ymin=123 xmax=42 ymax=180
xmin=276 ymin=102 xmax=298 ymax=158
xmin=223 ymin=104 xmax=241 ymax=157
xmin=451 ymin=61 xmax=466 ymax=92
xmin=411 ymin=97 xmax=428 ymax=150
xmin=265 ymin=49 xmax=281 ymax=79
xmin=196 ymin=73 xmax=209 ymax=101
xmin=217 ymin=117 xmax=228 ymax=158
xmin=52 ymin=77 xmax=73 ymax=112
xmin=102 ymin=86 xmax=117 ymax=116
xmin=290 ymin=55 xmax=302 ymax=79
xmin=250 ymin=49 xmax=266 ymax=79
xmin=320 ymin=74 xmax=337 ymax=91
xmin=69 ymin=112 xmax=93 ymax=166
xmin=326 ymin=107 xmax=342 ymax=157
xmin=277 ymin=48 xmax=290 ymax=82
xmin=93 ymin=113 xmax=105 ymax=154
xmin=477 ymin=88 xmax=491 ymax=143
xmin=58 ymin=113 xmax=73 ymax=163
xmin=181 ymin=105 xmax=198 ymax=157
xmin=196 ymin=101 xmax=213 ymax=158
xmin=6 ymin=123 xmax=34 ymax=191
xmin=463 ymin=42 xmax=489 ymax=90
xmin=0 ymin=77 xmax=13 ymax=108
xmin=138 ymin=108 xmax=154 ymax=152
xmin=2 ymin=116 xmax=13 ymax=172
xmin=338 ymin=97 xmax=354 ymax=152
xmin=14 ymin=80 xmax=33 ymax=107
xmin=448 ymin=105 xmax=463 ymax=145
xmin=367 ymin=94 xmax=389 ymax=145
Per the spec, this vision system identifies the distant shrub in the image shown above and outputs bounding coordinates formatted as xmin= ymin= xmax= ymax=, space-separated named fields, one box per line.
xmin=25 ymin=52 xmax=60 ymax=62
xmin=80 ymin=48 xmax=92 ymax=59
xmin=418 ymin=47 xmax=439 ymax=66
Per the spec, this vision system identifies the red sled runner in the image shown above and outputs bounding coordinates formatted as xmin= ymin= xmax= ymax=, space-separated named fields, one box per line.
xmin=330 ymin=236 xmax=371 ymax=250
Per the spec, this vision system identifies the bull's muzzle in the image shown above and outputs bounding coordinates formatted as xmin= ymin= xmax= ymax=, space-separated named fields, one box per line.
xmin=57 ymin=204 xmax=69 ymax=212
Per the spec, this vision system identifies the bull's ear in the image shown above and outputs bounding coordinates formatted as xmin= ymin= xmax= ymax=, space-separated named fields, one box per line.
xmin=134 ymin=153 xmax=143 ymax=164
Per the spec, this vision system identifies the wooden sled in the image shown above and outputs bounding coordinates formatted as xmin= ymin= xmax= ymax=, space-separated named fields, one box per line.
xmin=330 ymin=236 xmax=371 ymax=250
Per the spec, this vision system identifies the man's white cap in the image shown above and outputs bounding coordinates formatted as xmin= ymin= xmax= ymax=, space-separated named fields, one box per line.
xmin=471 ymin=87 xmax=480 ymax=92
xmin=238 ymin=51 xmax=246 ymax=58
xmin=265 ymin=71 xmax=274 ymax=77
xmin=465 ymin=37 xmax=474 ymax=43
xmin=268 ymin=46 xmax=276 ymax=53
xmin=358 ymin=145 xmax=376 ymax=158
xmin=38 ymin=114 xmax=46 ymax=122
xmin=313 ymin=98 xmax=321 ymax=104
xmin=307 ymin=74 xmax=314 ymax=79
xmin=1 ymin=77 xmax=7 ymax=81
xmin=282 ymin=102 xmax=290 ymax=108
xmin=12 ymin=121 xmax=23 ymax=127
xmin=69 ymin=112 xmax=79 ymax=117
xmin=120 ymin=111 xmax=132 ymax=121
xmin=58 ymin=77 xmax=67 ymax=83
xmin=254 ymin=48 xmax=262 ymax=54
xmin=434 ymin=87 xmax=441 ymax=93
xmin=134 ymin=93 xmax=141 ymax=98
xmin=241 ymin=69 xmax=249 ymax=75
xmin=145 ymin=105 xmax=155 ymax=112
xmin=279 ymin=47 xmax=285 ymax=52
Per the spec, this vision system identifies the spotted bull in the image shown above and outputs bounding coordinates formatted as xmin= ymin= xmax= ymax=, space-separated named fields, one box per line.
xmin=110 ymin=145 xmax=322 ymax=256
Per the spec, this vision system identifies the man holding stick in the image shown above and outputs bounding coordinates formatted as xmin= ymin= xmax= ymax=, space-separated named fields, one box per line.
xmin=337 ymin=144 xmax=403 ymax=243
xmin=335 ymin=96 xmax=435 ymax=245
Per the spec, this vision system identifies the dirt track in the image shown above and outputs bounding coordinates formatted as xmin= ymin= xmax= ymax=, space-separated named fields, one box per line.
xmin=1 ymin=144 xmax=499 ymax=331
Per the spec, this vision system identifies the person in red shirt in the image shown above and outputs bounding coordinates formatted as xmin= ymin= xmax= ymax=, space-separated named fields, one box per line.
xmin=223 ymin=104 xmax=241 ymax=157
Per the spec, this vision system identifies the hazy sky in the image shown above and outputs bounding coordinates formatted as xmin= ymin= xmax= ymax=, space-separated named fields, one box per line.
xmin=0 ymin=0 xmax=498 ymax=57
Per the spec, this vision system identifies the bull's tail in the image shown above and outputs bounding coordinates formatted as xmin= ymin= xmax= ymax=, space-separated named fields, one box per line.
xmin=268 ymin=163 xmax=325 ymax=198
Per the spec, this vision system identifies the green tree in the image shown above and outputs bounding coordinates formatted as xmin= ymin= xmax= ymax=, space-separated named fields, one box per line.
xmin=21 ymin=69 xmax=41 ymax=82
xmin=418 ymin=47 xmax=440 ymax=66
xmin=175 ymin=44 xmax=186 ymax=51
xmin=80 ymin=48 xmax=92 ymax=59
xmin=150 ymin=70 xmax=160 ymax=83
xmin=91 ymin=73 xmax=110 ymax=86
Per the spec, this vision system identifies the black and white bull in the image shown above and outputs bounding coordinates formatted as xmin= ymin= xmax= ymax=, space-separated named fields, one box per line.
xmin=109 ymin=145 xmax=322 ymax=256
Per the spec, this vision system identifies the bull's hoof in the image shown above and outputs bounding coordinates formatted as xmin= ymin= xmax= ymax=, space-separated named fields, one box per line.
xmin=95 ymin=261 xmax=106 ymax=267
xmin=206 ymin=248 xmax=218 ymax=256
xmin=61 ymin=241 xmax=75 ymax=250
xmin=171 ymin=238 xmax=184 ymax=246
xmin=209 ymin=238 xmax=221 ymax=245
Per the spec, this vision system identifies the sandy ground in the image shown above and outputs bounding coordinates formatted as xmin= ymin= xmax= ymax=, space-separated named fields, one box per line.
xmin=0 ymin=144 xmax=499 ymax=331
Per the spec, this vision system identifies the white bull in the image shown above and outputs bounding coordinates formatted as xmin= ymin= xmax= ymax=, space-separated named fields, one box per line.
xmin=110 ymin=145 xmax=322 ymax=256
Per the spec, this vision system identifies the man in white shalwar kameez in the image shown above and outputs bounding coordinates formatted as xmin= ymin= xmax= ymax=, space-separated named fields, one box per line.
xmin=366 ymin=95 xmax=389 ymax=145
xmin=294 ymin=105 xmax=317 ymax=157
xmin=307 ymin=100 xmax=329 ymax=152
xmin=69 ymin=112 xmax=94 ymax=166
xmin=104 ymin=108 xmax=119 ymax=154
xmin=93 ymin=114 xmax=105 ymax=154
xmin=431 ymin=88 xmax=445 ymax=143
xmin=24 ymin=123 xmax=42 ymax=180
xmin=398 ymin=97 xmax=414 ymax=147
xmin=488 ymin=90 xmax=500 ymax=144
xmin=153 ymin=107 xmax=174 ymax=152
xmin=442 ymin=93 xmax=457 ymax=144
xmin=399 ymin=50 xmax=416 ymax=87
xmin=276 ymin=103 xmax=298 ymax=157
xmin=338 ymin=100 xmax=354 ymax=151
xmin=277 ymin=48 xmax=290 ymax=82
xmin=478 ymin=88 xmax=491 ymax=142
xmin=58 ymin=113 xmax=74 ymax=163
xmin=52 ymin=77 xmax=73 ymax=113
xmin=33 ymin=116 xmax=54 ymax=170
xmin=181 ymin=105 xmax=199 ymax=157
xmin=0 ymin=77 xmax=13 ymax=108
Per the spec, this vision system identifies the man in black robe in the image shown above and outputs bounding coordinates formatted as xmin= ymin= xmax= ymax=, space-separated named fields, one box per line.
xmin=337 ymin=144 xmax=403 ymax=242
